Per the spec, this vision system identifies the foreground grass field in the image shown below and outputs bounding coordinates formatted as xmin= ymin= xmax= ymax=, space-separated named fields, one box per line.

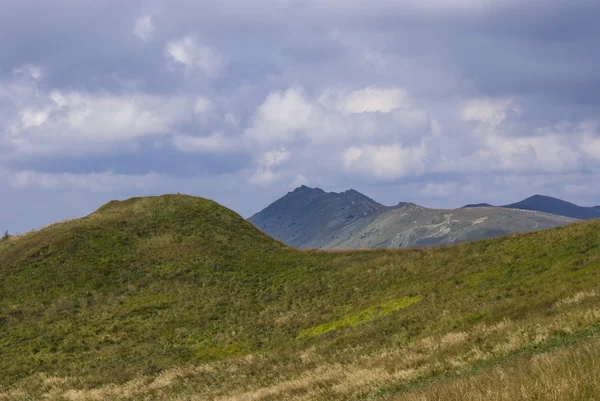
xmin=1 ymin=194 xmax=599 ymax=400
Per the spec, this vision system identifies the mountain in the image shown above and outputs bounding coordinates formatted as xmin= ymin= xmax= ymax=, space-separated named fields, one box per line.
xmin=322 ymin=203 xmax=576 ymax=249
xmin=502 ymin=194 xmax=600 ymax=220
xmin=250 ymin=187 xmax=576 ymax=249
xmin=2 ymin=195 xmax=600 ymax=399
xmin=248 ymin=185 xmax=385 ymax=248
xmin=3 ymin=194 xmax=600 ymax=400
xmin=462 ymin=203 xmax=493 ymax=208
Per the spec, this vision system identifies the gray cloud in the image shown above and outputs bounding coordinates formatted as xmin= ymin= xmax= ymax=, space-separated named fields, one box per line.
xmin=1 ymin=0 xmax=600 ymax=233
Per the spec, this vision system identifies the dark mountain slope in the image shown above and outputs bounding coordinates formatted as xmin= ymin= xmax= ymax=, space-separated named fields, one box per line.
xmin=248 ymin=185 xmax=385 ymax=248
xmin=502 ymin=194 xmax=600 ymax=220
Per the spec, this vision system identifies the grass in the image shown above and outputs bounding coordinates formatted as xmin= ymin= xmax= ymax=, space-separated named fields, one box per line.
xmin=298 ymin=296 xmax=422 ymax=339
xmin=393 ymin=337 xmax=600 ymax=401
xmin=1 ymin=194 xmax=599 ymax=400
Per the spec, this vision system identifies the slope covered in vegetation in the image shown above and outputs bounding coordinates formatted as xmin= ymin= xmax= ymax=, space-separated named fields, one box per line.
xmin=1 ymin=194 xmax=600 ymax=400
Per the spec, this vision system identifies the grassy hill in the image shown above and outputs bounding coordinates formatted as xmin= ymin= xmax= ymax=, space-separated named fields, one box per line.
xmin=1 ymin=194 xmax=600 ymax=400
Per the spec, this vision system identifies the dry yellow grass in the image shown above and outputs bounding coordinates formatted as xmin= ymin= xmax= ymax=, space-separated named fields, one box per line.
xmin=393 ymin=338 xmax=600 ymax=401
xmin=2 ymin=301 xmax=599 ymax=401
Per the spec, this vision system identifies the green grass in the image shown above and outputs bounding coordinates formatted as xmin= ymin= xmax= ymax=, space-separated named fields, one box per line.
xmin=1 ymin=194 xmax=600 ymax=400
xmin=298 ymin=296 xmax=422 ymax=339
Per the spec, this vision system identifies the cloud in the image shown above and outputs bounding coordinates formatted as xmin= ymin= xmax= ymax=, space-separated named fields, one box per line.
xmin=2 ymin=0 xmax=600 ymax=234
xmin=245 ymin=85 xmax=431 ymax=147
xmin=326 ymin=87 xmax=408 ymax=115
xmin=2 ymin=81 xmax=197 ymax=156
xmin=173 ymin=132 xmax=240 ymax=154
xmin=13 ymin=65 xmax=43 ymax=80
xmin=134 ymin=14 xmax=155 ymax=41
xmin=419 ymin=181 xmax=461 ymax=198
xmin=20 ymin=108 xmax=50 ymax=128
xmin=258 ymin=147 xmax=291 ymax=167
xmin=0 ymin=168 xmax=162 ymax=192
xmin=249 ymin=147 xmax=291 ymax=187
xmin=194 ymin=96 xmax=213 ymax=115
xmin=343 ymin=143 xmax=427 ymax=180
xmin=244 ymin=87 xmax=314 ymax=144
xmin=461 ymin=98 xmax=517 ymax=126
xmin=249 ymin=169 xmax=277 ymax=187
xmin=166 ymin=36 xmax=225 ymax=76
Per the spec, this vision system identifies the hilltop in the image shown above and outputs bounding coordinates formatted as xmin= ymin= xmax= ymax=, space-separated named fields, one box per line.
xmin=250 ymin=187 xmax=576 ymax=249
xmin=2 ymin=194 xmax=600 ymax=400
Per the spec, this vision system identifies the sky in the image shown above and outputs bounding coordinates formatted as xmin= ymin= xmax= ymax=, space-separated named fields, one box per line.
xmin=1 ymin=0 xmax=600 ymax=234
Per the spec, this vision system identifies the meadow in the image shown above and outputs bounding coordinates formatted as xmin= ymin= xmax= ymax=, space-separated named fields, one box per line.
xmin=1 ymin=195 xmax=599 ymax=400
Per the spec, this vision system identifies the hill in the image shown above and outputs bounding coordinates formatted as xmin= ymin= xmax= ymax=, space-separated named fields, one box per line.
xmin=250 ymin=187 xmax=576 ymax=249
xmin=502 ymin=194 xmax=600 ymax=220
xmin=2 ymin=194 xmax=600 ymax=401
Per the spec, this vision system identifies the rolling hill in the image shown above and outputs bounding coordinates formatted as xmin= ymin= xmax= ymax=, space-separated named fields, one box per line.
xmin=249 ymin=187 xmax=576 ymax=249
xmin=1 ymin=194 xmax=600 ymax=400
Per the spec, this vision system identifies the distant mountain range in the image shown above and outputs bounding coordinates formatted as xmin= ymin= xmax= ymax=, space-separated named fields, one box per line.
xmin=461 ymin=194 xmax=600 ymax=220
xmin=461 ymin=203 xmax=493 ymax=208
xmin=249 ymin=187 xmax=577 ymax=249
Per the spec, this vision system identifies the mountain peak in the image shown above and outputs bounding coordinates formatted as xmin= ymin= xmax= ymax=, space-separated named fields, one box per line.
xmin=249 ymin=187 xmax=385 ymax=248
xmin=527 ymin=194 xmax=561 ymax=201
xmin=292 ymin=185 xmax=321 ymax=192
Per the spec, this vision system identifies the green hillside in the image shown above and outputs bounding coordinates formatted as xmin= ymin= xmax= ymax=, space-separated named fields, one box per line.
xmin=1 ymin=194 xmax=600 ymax=400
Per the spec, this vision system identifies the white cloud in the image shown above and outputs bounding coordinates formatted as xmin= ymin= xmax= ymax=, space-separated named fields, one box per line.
xmin=462 ymin=98 xmax=517 ymax=126
xmin=13 ymin=65 xmax=43 ymax=80
xmin=173 ymin=132 xmax=239 ymax=153
xmin=249 ymin=169 xmax=277 ymax=187
xmin=0 ymin=169 xmax=162 ymax=192
xmin=248 ymin=147 xmax=291 ymax=187
xmin=245 ymin=85 xmax=429 ymax=147
xmin=258 ymin=147 xmax=291 ymax=168
xmin=4 ymin=87 xmax=197 ymax=156
xmin=134 ymin=14 xmax=155 ymax=41
xmin=290 ymin=174 xmax=308 ymax=188
xmin=166 ymin=36 xmax=224 ymax=76
xmin=224 ymin=112 xmax=238 ymax=125
xmin=419 ymin=181 xmax=460 ymax=198
xmin=480 ymin=133 xmax=581 ymax=173
xmin=245 ymin=87 xmax=313 ymax=144
xmin=20 ymin=108 xmax=50 ymax=128
xmin=328 ymin=87 xmax=408 ymax=115
xmin=194 ymin=96 xmax=213 ymax=115
xmin=343 ymin=143 xmax=427 ymax=180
